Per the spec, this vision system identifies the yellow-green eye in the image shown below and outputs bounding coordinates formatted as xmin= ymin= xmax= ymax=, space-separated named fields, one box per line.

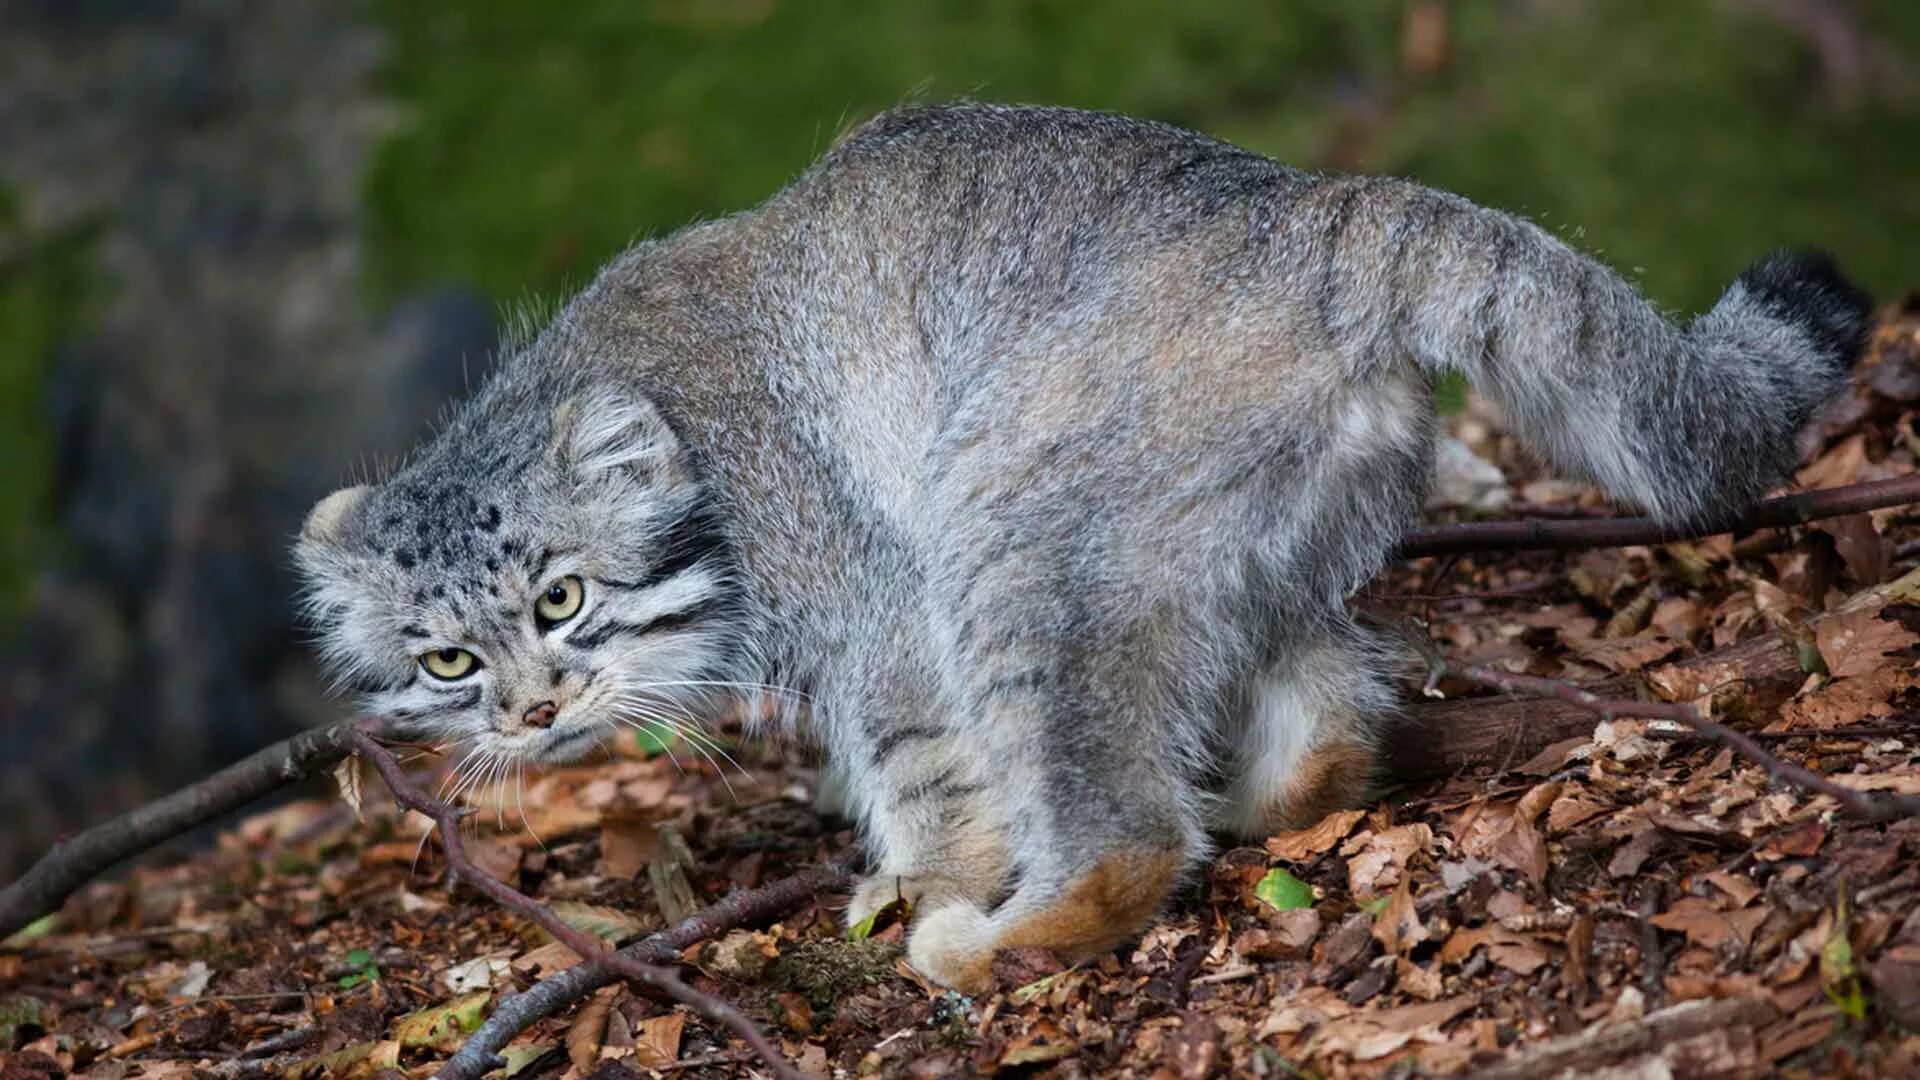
xmin=536 ymin=575 xmax=585 ymax=625
xmin=420 ymin=647 xmax=478 ymax=680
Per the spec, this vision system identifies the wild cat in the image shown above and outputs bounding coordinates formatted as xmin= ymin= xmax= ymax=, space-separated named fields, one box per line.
xmin=295 ymin=104 xmax=1868 ymax=991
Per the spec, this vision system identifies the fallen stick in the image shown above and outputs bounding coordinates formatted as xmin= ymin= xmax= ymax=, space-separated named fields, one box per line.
xmin=1428 ymin=661 xmax=1920 ymax=822
xmin=439 ymin=860 xmax=855 ymax=1079
xmin=1470 ymin=996 xmax=1778 ymax=1080
xmin=346 ymin=726 xmax=815 ymax=1080
xmin=0 ymin=719 xmax=358 ymax=941
xmin=1397 ymin=473 xmax=1920 ymax=558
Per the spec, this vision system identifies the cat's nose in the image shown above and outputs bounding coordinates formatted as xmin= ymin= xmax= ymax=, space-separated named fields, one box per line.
xmin=522 ymin=701 xmax=558 ymax=729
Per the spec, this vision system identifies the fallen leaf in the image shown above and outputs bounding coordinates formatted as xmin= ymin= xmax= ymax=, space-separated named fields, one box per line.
xmin=550 ymin=901 xmax=648 ymax=945
xmin=1371 ymin=879 xmax=1429 ymax=956
xmin=1816 ymin=606 xmax=1919 ymax=680
xmin=442 ymin=952 xmax=513 ymax=993
xmin=1265 ymin=809 xmax=1367 ymax=862
xmin=1567 ymin=631 xmax=1680 ymax=673
xmin=288 ymin=1040 xmax=401 ymax=1080
xmin=1346 ymin=823 xmax=1435 ymax=897
xmin=333 ymin=757 xmax=364 ymax=823
xmin=392 ymin=990 xmax=490 ymax=1051
xmin=999 ymin=1019 xmax=1077 ymax=1066
xmin=1254 ymin=867 xmax=1316 ymax=911
xmin=567 ymin=986 xmax=619 ymax=1071
xmin=632 ymin=1013 xmax=684 ymax=1068
xmin=599 ymin=809 xmax=663 ymax=880
xmin=1650 ymin=897 xmax=1769 ymax=949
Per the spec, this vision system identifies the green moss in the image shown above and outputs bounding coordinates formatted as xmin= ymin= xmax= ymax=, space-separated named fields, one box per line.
xmin=768 ymin=937 xmax=900 ymax=1012
xmin=0 ymin=193 xmax=98 ymax=628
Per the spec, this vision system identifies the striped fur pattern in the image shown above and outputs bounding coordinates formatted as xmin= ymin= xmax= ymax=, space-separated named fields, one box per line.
xmin=295 ymin=104 xmax=1868 ymax=991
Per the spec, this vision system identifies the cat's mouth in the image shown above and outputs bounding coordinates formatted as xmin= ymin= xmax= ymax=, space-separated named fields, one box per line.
xmin=527 ymin=723 xmax=610 ymax=763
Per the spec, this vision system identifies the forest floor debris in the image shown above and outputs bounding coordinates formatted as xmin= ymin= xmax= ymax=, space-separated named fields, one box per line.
xmin=8 ymin=302 xmax=1920 ymax=1077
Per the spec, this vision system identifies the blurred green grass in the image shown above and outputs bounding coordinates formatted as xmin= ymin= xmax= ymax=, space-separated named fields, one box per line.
xmin=364 ymin=0 xmax=1920 ymax=312
xmin=0 ymin=191 xmax=95 ymax=624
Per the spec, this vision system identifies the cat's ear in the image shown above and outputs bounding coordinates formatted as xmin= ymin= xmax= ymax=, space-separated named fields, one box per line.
xmin=549 ymin=389 xmax=682 ymax=485
xmin=301 ymin=484 xmax=372 ymax=546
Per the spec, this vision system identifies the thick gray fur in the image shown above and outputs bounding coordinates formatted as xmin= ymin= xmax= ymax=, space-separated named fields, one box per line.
xmin=295 ymin=104 xmax=1868 ymax=987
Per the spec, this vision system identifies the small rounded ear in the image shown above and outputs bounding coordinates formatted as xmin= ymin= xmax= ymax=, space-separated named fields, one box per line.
xmin=548 ymin=389 xmax=682 ymax=484
xmin=302 ymin=485 xmax=372 ymax=545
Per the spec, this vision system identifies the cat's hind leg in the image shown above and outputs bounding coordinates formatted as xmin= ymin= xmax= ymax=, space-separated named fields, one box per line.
xmin=1214 ymin=616 xmax=1399 ymax=837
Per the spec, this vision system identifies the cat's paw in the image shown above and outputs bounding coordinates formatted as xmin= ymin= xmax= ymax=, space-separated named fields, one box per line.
xmin=900 ymin=846 xmax=1186 ymax=995
xmin=846 ymin=871 xmax=971 ymax=930
xmin=905 ymin=900 xmax=998 ymax=993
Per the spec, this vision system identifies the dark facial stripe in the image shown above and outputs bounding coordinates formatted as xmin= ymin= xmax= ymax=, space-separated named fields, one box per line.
xmin=605 ymin=501 xmax=730 ymax=593
xmin=567 ymin=595 xmax=727 ymax=649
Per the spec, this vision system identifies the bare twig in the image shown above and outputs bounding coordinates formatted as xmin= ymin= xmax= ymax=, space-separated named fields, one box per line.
xmin=440 ymin=859 xmax=855 ymax=1079
xmin=1397 ymin=474 xmax=1920 ymax=558
xmin=0 ymin=720 xmax=359 ymax=940
xmin=1431 ymin=662 xmax=1920 ymax=822
xmin=347 ymin=725 xmax=822 ymax=1080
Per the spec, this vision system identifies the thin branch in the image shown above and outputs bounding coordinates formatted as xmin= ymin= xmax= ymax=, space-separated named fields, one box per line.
xmin=440 ymin=860 xmax=855 ymax=1080
xmin=0 ymin=720 xmax=359 ymax=940
xmin=347 ymin=726 xmax=821 ymax=1080
xmin=1431 ymin=662 xmax=1920 ymax=822
xmin=1397 ymin=473 xmax=1920 ymax=558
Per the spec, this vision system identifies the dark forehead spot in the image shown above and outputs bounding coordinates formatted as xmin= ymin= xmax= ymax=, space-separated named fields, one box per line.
xmin=429 ymin=584 xmax=446 ymax=599
xmin=481 ymin=505 xmax=502 ymax=532
xmin=395 ymin=548 xmax=416 ymax=569
xmin=484 ymin=556 xmax=500 ymax=572
xmin=501 ymin=538 xmax=522 ymax=557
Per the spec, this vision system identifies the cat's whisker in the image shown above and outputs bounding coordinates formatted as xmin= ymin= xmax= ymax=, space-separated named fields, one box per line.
xmin=616 ymin=708 xmax=739 ymax=800
xmin=604 ymin=714 xmax=684 ymax=775
xmin=515 ymin=762 xmax=548 ymax=852
xmin=625 ymin=694 xmax=750 ymax=778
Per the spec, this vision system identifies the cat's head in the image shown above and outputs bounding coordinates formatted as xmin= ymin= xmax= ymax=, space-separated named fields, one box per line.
xmin=293 ymin=385 xmax=746 ymax=764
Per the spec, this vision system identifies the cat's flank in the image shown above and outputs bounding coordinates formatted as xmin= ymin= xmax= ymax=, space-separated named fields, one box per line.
xmin=296 ymin=104 xmax=1868 ymax=991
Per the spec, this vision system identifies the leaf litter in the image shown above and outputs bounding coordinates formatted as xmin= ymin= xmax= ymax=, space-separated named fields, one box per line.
xmin=8 ymin=306 xmax=1920 ymax=1076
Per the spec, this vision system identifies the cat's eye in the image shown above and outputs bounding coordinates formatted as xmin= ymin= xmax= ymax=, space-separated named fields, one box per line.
xmin=420 ymin=647 xmax=479 ymax=680
xmin=536 ymin=575 xmax=585 ymax=625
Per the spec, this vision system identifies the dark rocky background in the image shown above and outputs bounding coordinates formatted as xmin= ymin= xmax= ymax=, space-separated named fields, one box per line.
xmin=0 ymin=0 xmax=496 ymax=873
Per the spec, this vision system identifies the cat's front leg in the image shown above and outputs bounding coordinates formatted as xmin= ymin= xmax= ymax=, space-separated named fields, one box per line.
xmin=832 ymin=712 xmax=1014 ymax=931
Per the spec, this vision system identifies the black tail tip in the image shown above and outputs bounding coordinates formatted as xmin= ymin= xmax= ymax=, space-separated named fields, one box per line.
xmin=1736 ymin=248 xmax=1875 ymax=366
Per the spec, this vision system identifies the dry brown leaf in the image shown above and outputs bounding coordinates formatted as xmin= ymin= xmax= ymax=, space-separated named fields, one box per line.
xmin=1814 ymin=513 xmax=1888 ymax=586
xmin=1265 ymin=808 xmax=1367 ymax=862
xmin=1371 ymin=879 xmax=1429 ymax=956
xmin=1311 ymin=995 xmax=1476 ymax=1061
xmin=567 ymin=985 xmax=619 ymax=1072
xmin=1346 ymin=823 xmax=1435 ymax=897
xmin=1650 ymin=897 xmax=1769 ymax=949
xmin=1547 ymin=793 xmax=1613 ymax=835
xmin=632 ymin=1013 xmax=685 ymax=1068
xmin=1396 ymin=957 xmax=1444 ymax=1000
xmin=1566 ymin=630 xmax=1679 ymax=674
xmin=599 ymin=808 xmax=664 ymax=880
xmin=1799 ymin=431 xmax=1869 ymax=489
xmin=1703 ymin=870 xmax=1762 ymax=908
xmin=1815 ymin=606 xmax=1919 ymax=680
xmin=1450 ymin=799 xmax=1548 ymax=884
